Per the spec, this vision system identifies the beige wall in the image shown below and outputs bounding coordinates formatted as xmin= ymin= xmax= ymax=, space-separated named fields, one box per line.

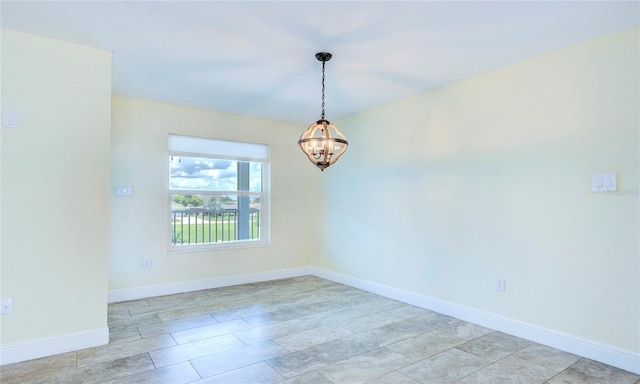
xmin=320 ymin=26 xmax=639 ymax=353
xmin=1 ymin=30 xmax=111 ymax=344
xmin=109 ymin=96 xmax=320 ymax=290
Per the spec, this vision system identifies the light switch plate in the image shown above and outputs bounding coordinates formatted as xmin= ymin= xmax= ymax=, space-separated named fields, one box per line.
xmin=2 ymin=111 xmax=18 ymax=128
xmin=592 ymin=173 xmax=616 ymax=192
xmin=114 ymin=185 xmax=134 ymax=197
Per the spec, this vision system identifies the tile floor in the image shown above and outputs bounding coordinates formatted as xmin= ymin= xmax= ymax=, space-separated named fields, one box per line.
xmin=1 ymin=276 xmax=638 ymax=384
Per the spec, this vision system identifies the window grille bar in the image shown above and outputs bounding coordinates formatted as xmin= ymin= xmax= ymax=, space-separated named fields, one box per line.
xmin=180 ymin=211 xmax=184 ymax=244
xmin=210 ymin=212 xmax=213 ymax=242
xmin=172 ymin=211 xmax=176 ymax=244
xmin=187 ymin=211 xmax=191 ymax=244
xmin=200 ymin=212 xmax=204 ymax=243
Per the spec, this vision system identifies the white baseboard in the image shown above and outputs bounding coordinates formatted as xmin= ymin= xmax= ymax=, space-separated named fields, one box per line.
xmin=108 ymin=267 xmax=313 ymax=303
xmin=0 ymin=327 xmax=108 ymax=366
xmin=310 ymin=267 xmax=640 ymax=375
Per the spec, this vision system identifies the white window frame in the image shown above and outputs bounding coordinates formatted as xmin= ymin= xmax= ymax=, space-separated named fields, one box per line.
xmin=168 ymin=134 xmax=270 ymax=252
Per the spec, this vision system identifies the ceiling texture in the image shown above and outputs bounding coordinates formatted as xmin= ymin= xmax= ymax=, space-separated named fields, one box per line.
xmin=2 ymin=1 xmax=639 ymax=124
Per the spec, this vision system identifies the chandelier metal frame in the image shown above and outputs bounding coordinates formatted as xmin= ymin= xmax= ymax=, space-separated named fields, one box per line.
xmin=297 ymin=52 xmax=349 ymax=171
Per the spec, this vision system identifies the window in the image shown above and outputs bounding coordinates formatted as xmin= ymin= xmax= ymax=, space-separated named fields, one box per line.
xmin=168 ymin=134 xmax=269 ymax=251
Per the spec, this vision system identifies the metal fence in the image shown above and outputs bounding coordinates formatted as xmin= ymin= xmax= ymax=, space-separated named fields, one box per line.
xmin=171 ymin=208 xmax=260 ymax=245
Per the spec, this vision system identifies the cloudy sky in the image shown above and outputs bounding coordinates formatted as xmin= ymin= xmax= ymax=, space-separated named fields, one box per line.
xmin=170 ymin=156 xmax=262 ymax=192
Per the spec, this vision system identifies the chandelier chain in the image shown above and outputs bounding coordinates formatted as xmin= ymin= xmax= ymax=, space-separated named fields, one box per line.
xmin=321 ymin=60 xmax=326 ymax=119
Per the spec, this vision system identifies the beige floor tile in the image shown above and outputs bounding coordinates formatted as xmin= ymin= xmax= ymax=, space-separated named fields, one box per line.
xmin=476 ymin=331 xmax=532 ymax=351
xmin=515 ymin=343 xmax=580 ymax=372
xmin=108 ymin=298 xmax=149 ymax=312
xmin=387 ymin=330 xmax=466 ymax=361
xmin=266 ymin=339 xmax=361 ymax=378
xmin=194 ymin=362 xmax=284 ymax=384
xmin=318 ymin=347 xmax=412 ymax=384
xmin=388 ymin=304 xmax=436 ymax=319
xmin=400 ymin=348 xmax=490 ymax=383
xmin=269 ymin=293 xmax=336 ymax=310
xmin=127 ymin=301 xmax=198 ymax=317
xmin=455 ymin=336 xmax=515 ymax=361
xmin=547 ymin=358 xmax=640 ymax=384
xmin=104 ymin=361 xmax=201 ymax=384
xmin=458 ymin=354 xmax=556 ymax=384
xmin=211 ymin=303 xmax=280 ymax=322
xmin=440 ymin=319 xmax=493 ymax=339
xmin=149 ymin=333 xmax=245 ymax=368
xmin=146 ymin=290 xmax=209 ymax=305
xmin=0 ymin=351 xmax=76 ymax=384
xmin=366 ymin=371 xmax=421 ymax=384
xmin=341 ymin=311 xmax=407 ymax=334
xmin=303 ymin=305 xmax=372 ymax=325
xmin=77 ymin=334 xmax=175 ymax=367
xmin=157 ymin=302 xmax=228 ymax=322
xmin=31 ymin=353 xmax=154 ymax=384
xmin=340 ymin=322 xmax=419 ymax=352
xmin=234 ymin=313 xmax=332 ymax=344
xmin=107 ymin=312 xmax=162 ymax=333
xmin=383 ymin=314 xmax=448 ymax=334
xmin=137 ymin=314 xmax=218 ymax=338
xmin=411 ymin=311 xmax=456 ymax=329
xmin=202 ymin=284 xmax=253 ymax=299
xmin=274 ymin=323 xmax=354 ymax=352
xmin=109 ymin=327 xmax=142 ymax=345
xmin=191 ymin=340 xmax=288 ymax=378
xmin=108 ymin=308 xmax=132 ymax=323
xmin=351 ymin=296 xmax=407 ymax=313
xmin=281 ymin=371 xmax=333 ymax=384
xmin=170 ymin=318 xmax=251 ymax=344
xmin=241 ymin=309 xmax=299 ymax=327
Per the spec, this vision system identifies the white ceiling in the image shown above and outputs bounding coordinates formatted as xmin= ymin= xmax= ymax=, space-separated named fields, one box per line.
xmin=2 ymin=1 xmax=638 ymax=124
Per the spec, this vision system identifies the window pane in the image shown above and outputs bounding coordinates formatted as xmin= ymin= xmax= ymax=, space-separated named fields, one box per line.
xmin=170 ymin=156 xmax=261 ymax=192
xmin=249 ymin=162 xmax=262 ymax=192
xmin=171 ymin=194 xmax=261 ymax=245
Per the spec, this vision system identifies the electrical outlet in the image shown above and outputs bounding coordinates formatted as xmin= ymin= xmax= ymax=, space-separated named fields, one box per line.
xmin=495 ymin=278 xmax=506 ymax=292
xmin=143 ymin=259 xmax=152 ymax=269
xmin=1 ymin=299 xmax=13 ymax=315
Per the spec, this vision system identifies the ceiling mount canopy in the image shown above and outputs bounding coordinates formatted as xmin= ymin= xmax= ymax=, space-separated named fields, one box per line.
xmin=297 ymin=52 xmax=348 ymax=171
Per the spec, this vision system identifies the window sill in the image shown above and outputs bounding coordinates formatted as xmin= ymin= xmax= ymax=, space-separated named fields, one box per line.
xmin=168 ymin=241 xmax=270 ymax=254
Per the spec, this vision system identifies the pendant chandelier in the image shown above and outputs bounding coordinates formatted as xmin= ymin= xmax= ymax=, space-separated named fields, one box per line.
xmin=298 ymin=52 xmax=349 ymax=171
